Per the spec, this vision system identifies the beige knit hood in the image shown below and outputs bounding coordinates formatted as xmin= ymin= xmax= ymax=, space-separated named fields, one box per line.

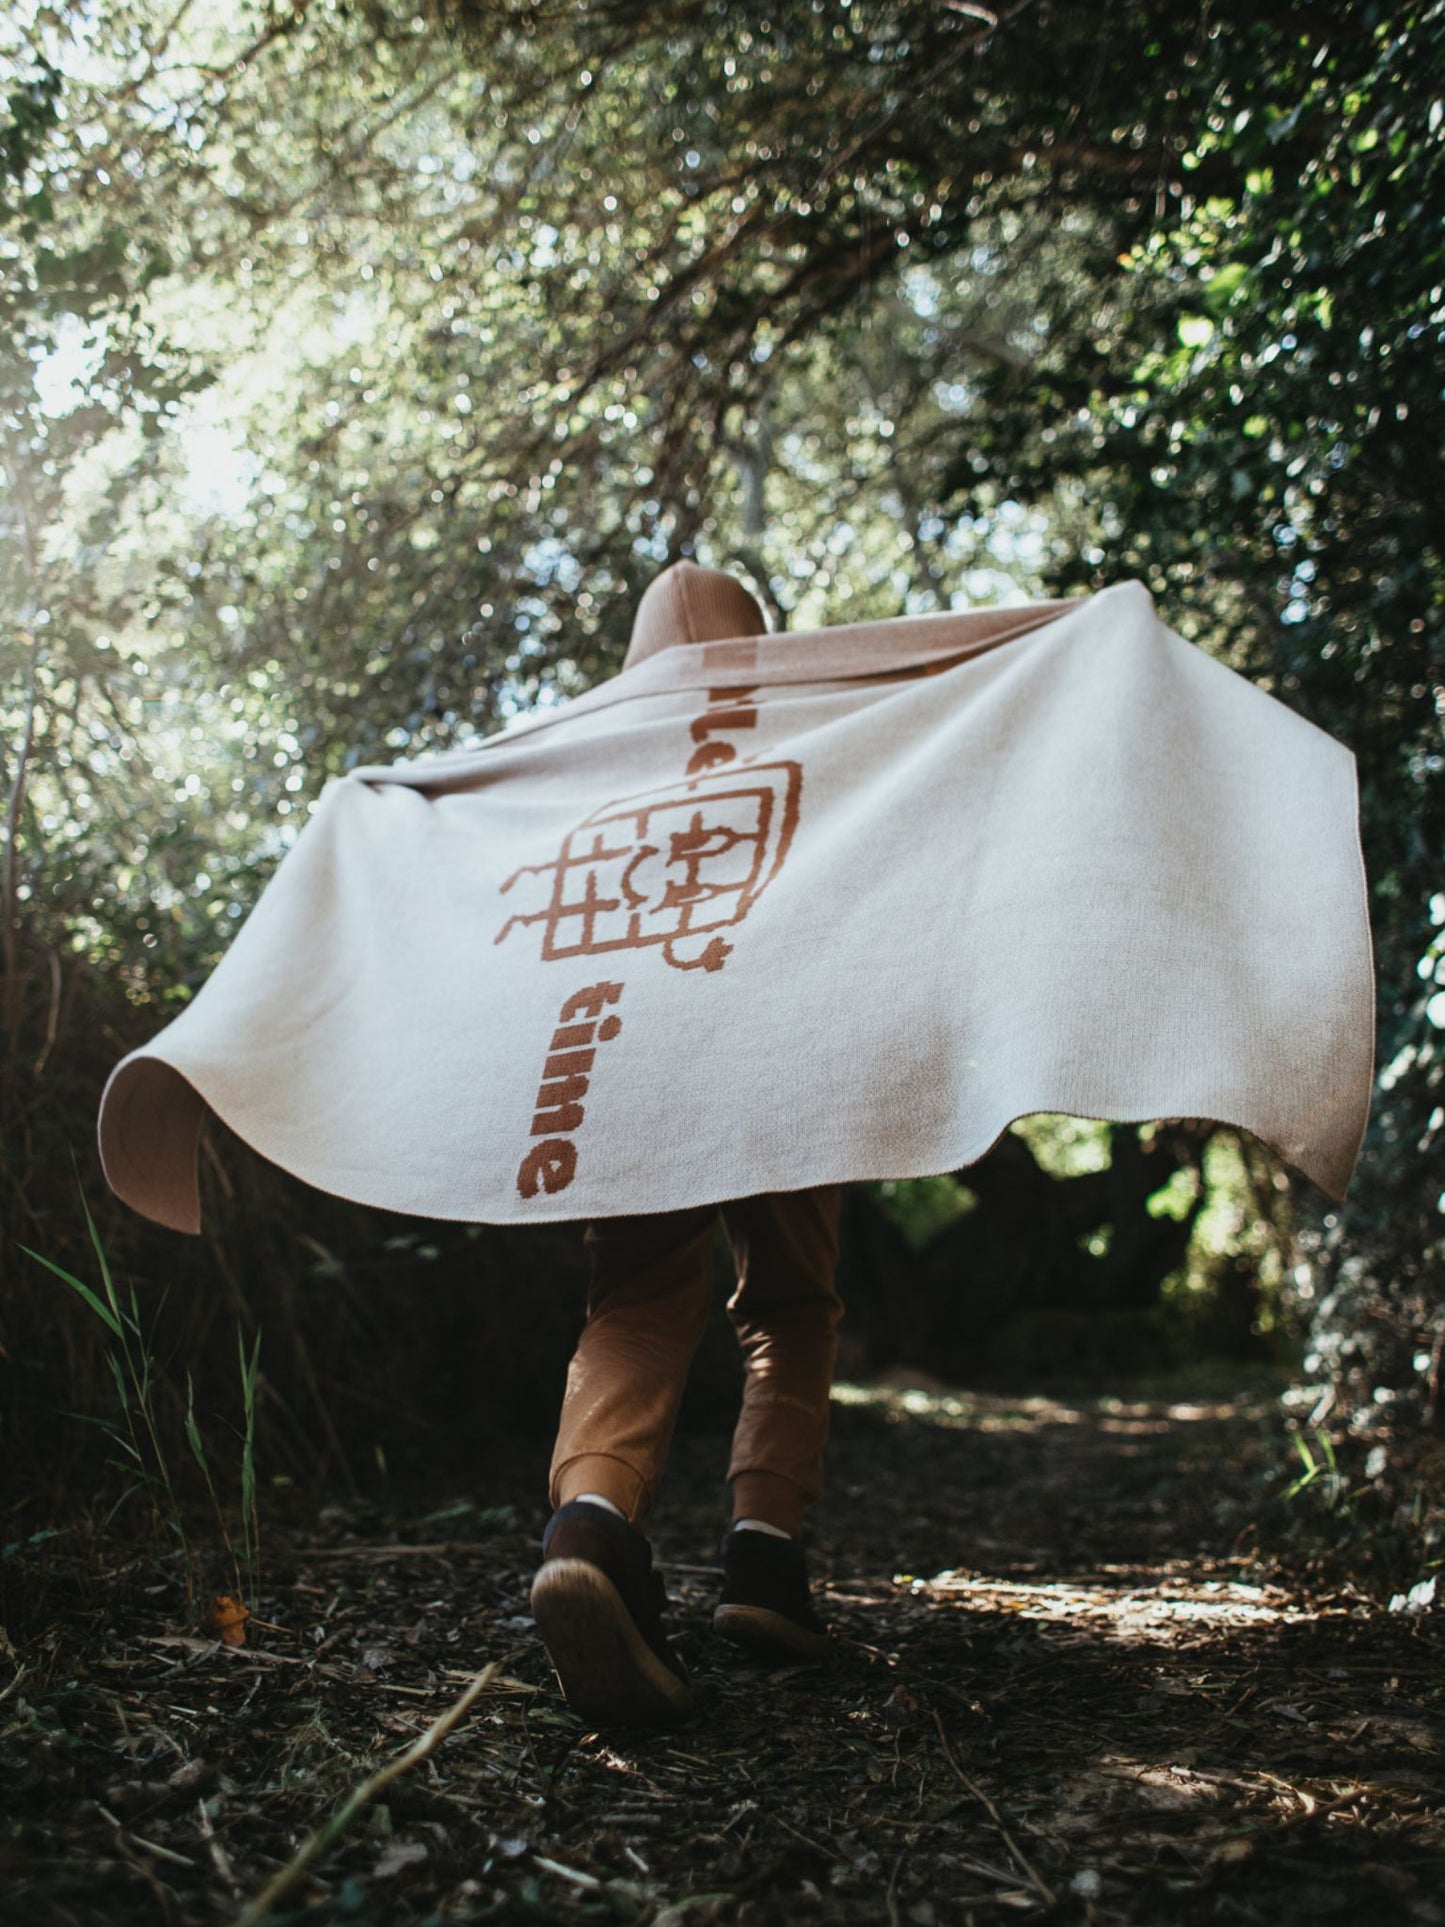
xmin=623 ymin=560 xmax=768 ymax=668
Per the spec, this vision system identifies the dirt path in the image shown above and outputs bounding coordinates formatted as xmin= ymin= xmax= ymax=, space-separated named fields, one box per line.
xmin=3 ymin=1380 xmax=1442 ymax=1923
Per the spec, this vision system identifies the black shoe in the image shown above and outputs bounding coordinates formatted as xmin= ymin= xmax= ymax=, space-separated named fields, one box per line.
xmin=713 ymin=1526 xmax=832 ymax=1662
xmin=530 ymin=1500 xmax=693 ymax=1725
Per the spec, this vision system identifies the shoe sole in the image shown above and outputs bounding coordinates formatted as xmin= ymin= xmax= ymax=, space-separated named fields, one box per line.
xmin=713 ymin=1602 xmax=833 ymax=1663
xmin=531 ymin=1558 xmax=694 ymax=1725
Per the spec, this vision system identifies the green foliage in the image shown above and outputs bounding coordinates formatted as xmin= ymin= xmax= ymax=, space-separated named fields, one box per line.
xmin=872 ymin=1175 xmax=976 ymax=1250
xmin=951 ymin=3 xmax=1445 ymax=1429
xmin=1285 ymin=1424 xmax=1343 ymax=1504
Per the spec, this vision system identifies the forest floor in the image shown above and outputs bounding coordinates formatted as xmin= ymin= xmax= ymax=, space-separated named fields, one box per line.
xmin=3 ymin=1372 xmax=1443 ymax=1926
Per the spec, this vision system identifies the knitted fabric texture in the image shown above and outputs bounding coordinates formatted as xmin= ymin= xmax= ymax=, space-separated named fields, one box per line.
xmin=623 ymin=560 xmax=767 ymax=668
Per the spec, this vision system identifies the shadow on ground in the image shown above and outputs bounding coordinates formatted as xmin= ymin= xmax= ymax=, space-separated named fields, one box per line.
xmin=3 ymin=1381 xmax=1442 ymax=1924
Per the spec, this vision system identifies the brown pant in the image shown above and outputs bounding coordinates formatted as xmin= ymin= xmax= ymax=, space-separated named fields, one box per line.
xmin=550 ymin=1187 xmax=843 ymax=1536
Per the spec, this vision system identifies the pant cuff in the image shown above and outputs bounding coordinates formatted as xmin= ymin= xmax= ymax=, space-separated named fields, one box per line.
xmin=729 ymin=1469 xmax=809 ymax=1537
xmin=551 ymin=1453 xmax=652 ymax=1524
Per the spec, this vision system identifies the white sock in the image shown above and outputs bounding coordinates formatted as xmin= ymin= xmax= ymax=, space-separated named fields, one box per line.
xmin=733 ymin=1516 xmax=792 ymax=1540
xmin=575 ymin=1492 xmax=626 ymax=1520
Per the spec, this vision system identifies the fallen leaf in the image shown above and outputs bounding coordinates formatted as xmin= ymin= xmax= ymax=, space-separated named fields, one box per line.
xmin=205 ymin=1596 xmax=250 ymax=1647
xmin=374 ymin=1838 xmax=428 ymax=1879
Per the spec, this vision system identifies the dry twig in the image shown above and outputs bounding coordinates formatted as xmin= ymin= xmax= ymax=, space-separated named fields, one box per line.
xmin=932 ymin=1708 xmax=1056 ymax=1907
xmin=233 ymin=1660 xmax=502 ymax=1927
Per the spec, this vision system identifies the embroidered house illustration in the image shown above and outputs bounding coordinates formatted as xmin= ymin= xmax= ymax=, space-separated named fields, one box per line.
xmin=496 ymin=761 xmax=803 ymax=973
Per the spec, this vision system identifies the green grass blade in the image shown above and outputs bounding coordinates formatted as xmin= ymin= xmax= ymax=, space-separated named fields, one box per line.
xmin=239 ymin=1327 xmax=262 ymax=1414
xmin=102 ymin=1480 xmax=149 ymax=1527
xmin=239 ymin=1327 xmax=262 ymax=1577
xmin=60 ymin=1407 xmax=128 ymax=1436
xmin=105 ymin=1350 xmax=132 ymax=1416
xmin=77 ymin=1180 xmax=131 ymax=1333
xmin=184 ymin=1373 xmax=209 ymax=1474
xmin=17 ymin=1246 xmax=123 ymax=1338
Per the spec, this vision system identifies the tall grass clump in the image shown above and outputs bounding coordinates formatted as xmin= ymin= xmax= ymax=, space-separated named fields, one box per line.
xmin=20 ymin=1179 xmax=262 ymax=1612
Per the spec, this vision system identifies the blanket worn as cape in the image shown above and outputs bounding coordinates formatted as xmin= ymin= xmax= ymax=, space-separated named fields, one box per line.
xmin=98 ymin=574 xmax=1374 ymax=1232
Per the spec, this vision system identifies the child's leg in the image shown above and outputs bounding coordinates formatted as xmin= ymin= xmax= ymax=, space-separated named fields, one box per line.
xmin=549 ymin=1204 xmax=718 ymax=1524
xmin=719 ymin=1186 xmax=843 ymax=1537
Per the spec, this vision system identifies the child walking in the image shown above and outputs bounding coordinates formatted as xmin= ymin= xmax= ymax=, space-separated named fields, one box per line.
xmin=529 ymin=565 xmax=844 ymax=1724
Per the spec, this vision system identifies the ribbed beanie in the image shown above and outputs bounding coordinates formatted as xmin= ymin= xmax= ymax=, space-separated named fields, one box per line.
xmin=623 ymin=560 xmax=768 ymax=669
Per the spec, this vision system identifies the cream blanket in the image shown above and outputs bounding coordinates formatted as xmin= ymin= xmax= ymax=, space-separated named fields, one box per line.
xmin=98 ymin=580 xmax=1374 ymax=1231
